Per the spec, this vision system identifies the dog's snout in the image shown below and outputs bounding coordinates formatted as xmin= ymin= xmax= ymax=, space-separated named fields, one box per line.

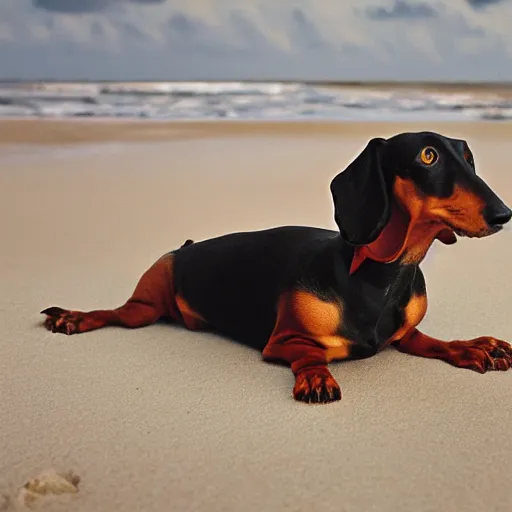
xmin=484 ymin=205 xmax=512 ymax=227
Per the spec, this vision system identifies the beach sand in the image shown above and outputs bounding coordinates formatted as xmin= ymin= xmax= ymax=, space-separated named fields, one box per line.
xmin=1 ymin=119 xmax=512 ymax=511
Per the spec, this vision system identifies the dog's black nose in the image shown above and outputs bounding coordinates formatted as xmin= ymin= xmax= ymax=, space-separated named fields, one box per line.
xmin=484 ymin=205 xmax=512 ymax=227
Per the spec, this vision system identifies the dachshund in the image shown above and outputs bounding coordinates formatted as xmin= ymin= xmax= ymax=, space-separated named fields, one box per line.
xmin=41 ymin=131 xmax=512 ymax=404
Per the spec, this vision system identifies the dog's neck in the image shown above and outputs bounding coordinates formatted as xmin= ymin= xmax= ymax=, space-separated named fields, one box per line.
xmin=349 ymin=184 xmax=456 ymax=275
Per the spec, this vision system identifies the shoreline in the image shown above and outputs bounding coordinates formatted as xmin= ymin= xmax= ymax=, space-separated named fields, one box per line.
xmin=2 ymin=118 xmax=512 ymax=147
xmin=4 ymin=78 xmax=512 ymax=89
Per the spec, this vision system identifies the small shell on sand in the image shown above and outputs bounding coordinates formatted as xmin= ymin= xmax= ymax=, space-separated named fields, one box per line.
xmin=15 ymin=469 xmax=80 ymax=509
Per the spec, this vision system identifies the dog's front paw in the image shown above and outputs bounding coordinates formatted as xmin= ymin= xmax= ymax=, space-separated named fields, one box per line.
xmin=41 ymin=307 xmax=83 ymax=335
xmin=447 ymin=337 xmax=512 ymax=373
xmin=293 ymin=367 xmax=342 ymax=404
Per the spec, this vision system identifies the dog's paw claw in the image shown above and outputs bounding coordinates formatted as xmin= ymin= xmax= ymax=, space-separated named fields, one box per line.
xmin=42 ymin=307 xmax=82 ymax=335
xmin=449 ymin=337 xmax=512 ymax=373
xmin=293 ymin=368 xmax=342 ymax=404
xmin=40 ymin=306 xmax=67 ymax=317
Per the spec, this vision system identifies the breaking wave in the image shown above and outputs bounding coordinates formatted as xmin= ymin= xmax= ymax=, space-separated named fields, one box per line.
xmin=1 ymin=81 xmax=511 ymax=121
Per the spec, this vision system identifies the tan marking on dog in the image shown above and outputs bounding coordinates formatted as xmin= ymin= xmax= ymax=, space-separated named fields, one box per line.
xmin=388 ymin=293 xmax=428 ymax=344
xmin=426 ymin=184 xmax=487 ymax=234
xmin=176 ymin=295 xmax=207 ymax=330
xmin=291 ymin=290 xmax=340 ymax=335
xmin=291 ymin=290 xmax=351 ymax=360
xmin=393 ymin=177 xmax=489 ymax=264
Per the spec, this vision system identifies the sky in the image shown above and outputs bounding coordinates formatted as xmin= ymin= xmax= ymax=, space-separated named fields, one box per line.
xmin=0 ymin=0 xmax=511 ymax=82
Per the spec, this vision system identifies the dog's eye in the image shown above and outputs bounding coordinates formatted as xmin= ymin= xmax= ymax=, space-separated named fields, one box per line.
xmin=420 ymin=147 xmax=438 ymax=166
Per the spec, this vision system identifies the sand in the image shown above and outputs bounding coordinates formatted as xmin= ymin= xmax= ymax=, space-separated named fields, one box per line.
xmin=1 ymin=119 xmax=512 ymax=511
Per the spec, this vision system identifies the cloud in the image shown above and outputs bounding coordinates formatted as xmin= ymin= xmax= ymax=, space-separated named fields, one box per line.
xmin=365 ymin=0 xmax=439 ymax=20
xmin=288 ymin=8 xmax=325 ymax=50
xmin=167 ymin=12 xmax=197 ymax=35
xmin=33 ymin=0 xmax=109 ymax=12
xmin=33 ymin=0 xmax=166 ymax=13
xmin=1 ymin=0 xmax=512 ymax=81
xmin=166 ymin=11 xmax=233 ymax=54
xmin=466 ymin=0 xmax=506 ymax=8
xmin=227 ymin=10 xmax=273 ymax=51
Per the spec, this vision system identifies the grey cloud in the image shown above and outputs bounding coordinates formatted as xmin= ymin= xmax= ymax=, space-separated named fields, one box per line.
xmin=117 ymin=22 xmax=151 ymax=43
xmin=466 ymin=0 xmax=505 ymax=8
xmin=288 ymin=8 xmax=325 ymax=50
xmin=365 ymin=0 xmax=438 ymax=20
xmin=34 ymin=0 xmax=110 ymax=13
xmin=228 ymin=11 xmax=273 ymax=50
xmin=166 ymin=11 xmax=234 ymax=55
xmin=168 ymin=12 xmax=196 ymax=35
xmin=33 ymin=0 xmax=166 ymax=13
xmin=449 ymin=12 xmax=486 ymax=37
xmin=90 ymin=20 xmax=105 ymax=36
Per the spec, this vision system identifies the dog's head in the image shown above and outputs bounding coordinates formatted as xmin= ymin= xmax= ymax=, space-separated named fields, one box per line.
xmin=330 ymin=132 xmax=511 ymax=266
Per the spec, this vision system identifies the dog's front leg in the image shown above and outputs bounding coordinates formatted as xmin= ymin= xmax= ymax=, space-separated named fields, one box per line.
xmin=263 ymin=336 xmax=342 ymax=403
xmin=394 ymin=328 xmax=512 ymax=373
xmin=262 ymin=289 xmax=350 ymax=404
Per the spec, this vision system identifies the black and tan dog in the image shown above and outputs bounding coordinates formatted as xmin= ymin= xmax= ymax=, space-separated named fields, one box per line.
xmin=42 ymin=131 xmax=512 ymax=404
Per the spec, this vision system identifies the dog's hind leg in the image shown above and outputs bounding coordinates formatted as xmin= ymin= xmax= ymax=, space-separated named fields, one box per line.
xmin=41 ymin=255 xmax=180 ymax=335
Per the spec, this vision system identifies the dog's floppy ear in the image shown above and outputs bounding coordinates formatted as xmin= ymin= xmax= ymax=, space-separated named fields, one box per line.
xmin=330 ymin=137 xmax=390 ymax=246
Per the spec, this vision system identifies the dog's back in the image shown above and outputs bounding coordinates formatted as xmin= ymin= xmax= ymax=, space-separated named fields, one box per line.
xmin=172 ymin=226 xmax=338 ymax=347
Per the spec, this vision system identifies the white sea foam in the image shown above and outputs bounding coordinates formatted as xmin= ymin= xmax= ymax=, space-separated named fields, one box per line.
xmin=0 ymin=81 xmax=510 ymax=121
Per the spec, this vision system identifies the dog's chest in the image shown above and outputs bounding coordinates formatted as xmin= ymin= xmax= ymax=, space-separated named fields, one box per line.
xmin=340 ymin=264 xmax=419 ymax=348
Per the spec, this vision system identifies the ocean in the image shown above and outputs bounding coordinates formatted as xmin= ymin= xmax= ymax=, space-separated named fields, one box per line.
xmin=1 ymin=81 xmax=512 ymax=122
